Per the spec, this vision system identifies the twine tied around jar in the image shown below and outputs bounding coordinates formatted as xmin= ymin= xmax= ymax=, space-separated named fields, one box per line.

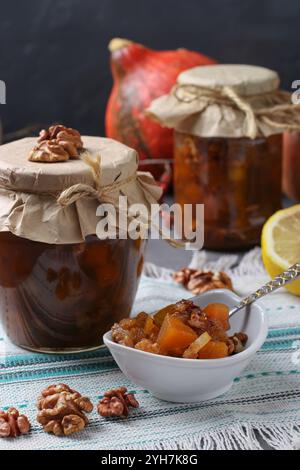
xmin=173 ymin=84 xmax=300 ymax=139
xmin=57 ymin=151 xmax=136 ymax=207
xmin=57 ymin=151 xmax=186 ymax=249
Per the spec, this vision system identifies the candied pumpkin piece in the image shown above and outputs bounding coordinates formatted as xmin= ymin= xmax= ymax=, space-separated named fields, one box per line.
xmin=157 ymin=314 xmax=198 ymax=356
xmin=135 ymin=312 xmax=149 ymax=328
xmin=135 ymin=339 xmax=160 ymax=354
xmin=183 ymin=332 xmax=211 ymax=359
xmin=154 ymin=300 xmax=195 ymax=327
xmin=198 ymin=340 xmax=229 ymax=359
xmin=154 ymin=304 xmax=177 ymax=327
xmin=111 ymin=323 xmax=134 ymax=347
xmin=203 ymin=303 xmax=230 ymax=330
xmin=144 ymin=316 xmax=159 ymax=341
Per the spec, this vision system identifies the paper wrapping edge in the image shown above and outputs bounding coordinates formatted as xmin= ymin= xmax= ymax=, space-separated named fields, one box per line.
xmin=0 ymin=171 xmax=162 ymax=245
xmin=146 ymin=90 xmax=300 ymax=139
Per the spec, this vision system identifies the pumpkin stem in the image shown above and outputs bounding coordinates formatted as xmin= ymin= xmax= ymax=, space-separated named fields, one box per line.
xmin=108 ymin=38 xmax=133 ymax=52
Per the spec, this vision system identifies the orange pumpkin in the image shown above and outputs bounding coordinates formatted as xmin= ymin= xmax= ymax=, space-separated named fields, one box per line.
xmin=105 ymin=38 xmax=216 ymax=183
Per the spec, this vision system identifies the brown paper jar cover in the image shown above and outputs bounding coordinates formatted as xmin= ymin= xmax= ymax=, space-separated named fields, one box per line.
xmin=0 ymin=136 xmax=162 ymax=244
xmin=147 ymin=64 xmax=300 ymax=139
xmin=0 ymin=136 xmax=161 ymax=353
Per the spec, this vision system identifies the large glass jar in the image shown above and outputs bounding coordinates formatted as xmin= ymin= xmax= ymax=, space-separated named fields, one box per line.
xmin=147 ymin=64 xmax=299 ymax=250
xmin=0 ymin=233 xmax=145 ymax=352
xmin=174 ymin=131 xmax=282 ymax=250
xmin=0 ymin=133 xmax=161 ymax=353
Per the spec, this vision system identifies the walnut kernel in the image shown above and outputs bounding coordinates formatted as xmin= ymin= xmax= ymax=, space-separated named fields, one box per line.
xmin=173 ymin=268 xmax=233 ymax=294
xmin=37 ymin=383 xmax=93 ymax=436
xmin=0 ymin=408 xmax=31 ymax=438
xmin=97 ymin=387 xmax=139 ymax=418
xmin=29 ymin=124 xmax=83 ymax=162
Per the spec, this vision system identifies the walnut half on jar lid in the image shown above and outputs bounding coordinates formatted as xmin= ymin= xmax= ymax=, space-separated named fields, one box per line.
xmin=0 ymin=134 xmax=162 ymax=244
xmin=147 ymin=64 xmax=300 ymax=139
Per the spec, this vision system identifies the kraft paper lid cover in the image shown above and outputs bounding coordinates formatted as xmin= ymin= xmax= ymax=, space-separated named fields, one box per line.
xmin=0 ymin=136 xmax=162 ymax=244
xmin=178 ymin=64 xmax=279 ymax=96
xmin=147 ymin=64 xmax=300 ymax=138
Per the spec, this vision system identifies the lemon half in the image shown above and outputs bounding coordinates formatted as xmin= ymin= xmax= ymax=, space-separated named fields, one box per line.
xmin=262 ymin=205 xmax=300 ymax=296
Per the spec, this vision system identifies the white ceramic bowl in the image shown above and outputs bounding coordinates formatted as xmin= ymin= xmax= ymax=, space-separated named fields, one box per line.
xmin=103 ymin=289 xmax=268 ymax=403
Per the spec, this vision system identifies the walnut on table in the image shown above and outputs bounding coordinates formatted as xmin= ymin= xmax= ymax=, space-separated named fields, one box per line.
xmin=37 ymin=383 xmax=93 ymax=436
xmin=173 ymin=268 xmax=233 ymax=294
xmin=0 ymin=408 xmax=31 ymax=438
xmin=97 ymin=387 xmax=139 ymax=418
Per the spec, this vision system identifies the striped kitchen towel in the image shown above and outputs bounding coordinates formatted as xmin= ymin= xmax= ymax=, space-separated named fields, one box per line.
xmin=0 ymin=248 xmax=300 ymax=450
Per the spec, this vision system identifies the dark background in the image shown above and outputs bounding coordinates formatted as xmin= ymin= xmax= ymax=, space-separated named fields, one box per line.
xmin=0 ymin=0 xmax=299 ymax=139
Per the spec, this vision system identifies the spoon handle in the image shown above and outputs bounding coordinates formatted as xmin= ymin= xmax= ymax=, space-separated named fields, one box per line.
xmin=229 ymin=261 xmax=300 ymax=317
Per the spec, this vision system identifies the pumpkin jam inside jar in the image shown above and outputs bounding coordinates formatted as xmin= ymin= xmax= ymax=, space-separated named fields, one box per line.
xmin=0 ymin=132 xmax=161 ymax=353
xmin=0 ymin=233 xmax=144 ymax=352
xmin=174 ymin=132 xmax=282 ymax=250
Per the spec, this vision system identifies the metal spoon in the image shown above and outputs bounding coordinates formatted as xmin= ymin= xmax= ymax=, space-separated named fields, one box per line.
xmin=228 ymin=261 xmax=300 ymax=318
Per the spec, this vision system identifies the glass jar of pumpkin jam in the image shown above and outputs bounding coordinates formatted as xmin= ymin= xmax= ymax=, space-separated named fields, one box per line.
xmin=174 ymin=131 xmax=282 ymax=250
xmin=0 ymin=232 xmax=144 ymax=352
xmin=0 ymin=133 xmax=162 ymax=353
xmin=147 ymin=65 xmax=293 ymax=250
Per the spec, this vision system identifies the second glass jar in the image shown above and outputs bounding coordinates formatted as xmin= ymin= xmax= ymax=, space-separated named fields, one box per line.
xmin=174 ymin=131 xmax=283 ymax=250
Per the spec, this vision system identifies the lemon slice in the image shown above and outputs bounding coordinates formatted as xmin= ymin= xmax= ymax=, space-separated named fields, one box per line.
xmin=262 ymin=205 xmax=300 ymax=295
